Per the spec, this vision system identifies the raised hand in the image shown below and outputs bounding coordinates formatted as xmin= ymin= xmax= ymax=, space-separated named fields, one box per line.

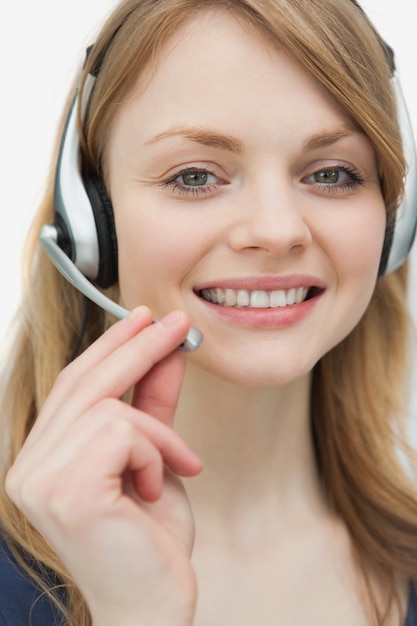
xmin=6 ymin=306 xmax=202 ymax=626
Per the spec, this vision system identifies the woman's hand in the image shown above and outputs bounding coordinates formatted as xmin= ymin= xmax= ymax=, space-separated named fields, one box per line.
xmin=6 ymin=306 xmax=202 ymax=626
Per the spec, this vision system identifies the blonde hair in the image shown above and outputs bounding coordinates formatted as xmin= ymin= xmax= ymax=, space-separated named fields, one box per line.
xmin=0 ymin=1 xmax=416 ymax=624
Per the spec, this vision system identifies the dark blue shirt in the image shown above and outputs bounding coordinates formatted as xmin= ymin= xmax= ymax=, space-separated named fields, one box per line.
xmin=0 ymin=539 xmax=63 ymax=625
xmin=0 ymin=537 xmax=415 ymax=625
xmin=406 ymin=584 xmax=417 ymax=626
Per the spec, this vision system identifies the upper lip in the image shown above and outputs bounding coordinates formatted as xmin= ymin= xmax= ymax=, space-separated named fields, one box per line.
xmin=193 ymin=274 xmax=325 ymax=292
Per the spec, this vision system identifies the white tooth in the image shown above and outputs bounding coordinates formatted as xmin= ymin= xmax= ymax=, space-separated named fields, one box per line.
xmin=286 ymin=288 xmax=296 ymax=305
xmin=201 ymin=289 xmax=212 ymax=302
xmin=295 ymin=287 xmax=304 ymax=304
xmin=250 ymin=290 xmax=269 ymax=308
xmin=224 ymin=289 xmax=237 ymax=307
xmin=216 ymin=288 xmax=225 ymax=304
xmin=237 ymin=289 xmax=250 ymax=307
xmin=269 ymin=290 xmax=287 ymax=307
xmin=210 ymin=288 xmax=218 ymax=304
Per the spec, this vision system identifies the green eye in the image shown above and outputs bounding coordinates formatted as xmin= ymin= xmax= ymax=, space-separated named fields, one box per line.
xmin=314 ymin=169 xmax=340 ymax=184
xmin=303 ymin=165 xmax=364 ymax=194
xmin=162 ymin=168 xmax=223 ymax=197
xmin=182 ymin=171 xmax=209 ymax=186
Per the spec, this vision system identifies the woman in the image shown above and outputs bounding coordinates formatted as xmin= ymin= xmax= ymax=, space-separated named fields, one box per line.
xmin=0 ymin=0 xmax=416 ymax=624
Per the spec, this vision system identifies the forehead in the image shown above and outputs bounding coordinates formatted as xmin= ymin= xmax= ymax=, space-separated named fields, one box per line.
xmin=106 ymin=9 xmax=358 ymax=156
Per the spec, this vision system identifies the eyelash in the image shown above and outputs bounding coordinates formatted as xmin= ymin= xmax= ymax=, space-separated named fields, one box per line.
xmin=303 ymin=165 xmax=364 ymax=193
xmin=161 ymin=167 xmax=221 ymax=197
xmin=161 ymin=165 xmax=365 ymax=197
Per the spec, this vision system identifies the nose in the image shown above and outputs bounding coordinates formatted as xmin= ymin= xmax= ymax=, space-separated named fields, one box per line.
xmin=227 ymin=180 xmax=313 ymax=257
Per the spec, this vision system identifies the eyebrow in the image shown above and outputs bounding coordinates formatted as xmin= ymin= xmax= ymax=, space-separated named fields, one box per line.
xmin=145 ymin=125 xmax=244 ymax=153
xmin=145 ymin=123 xmax=361 ymax=154
xmin=302 ymin=124 xmax=360 ymax=152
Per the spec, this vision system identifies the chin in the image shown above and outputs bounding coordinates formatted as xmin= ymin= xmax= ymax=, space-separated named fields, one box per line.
xmin=189 ymin=345 xmax=317 ymax=389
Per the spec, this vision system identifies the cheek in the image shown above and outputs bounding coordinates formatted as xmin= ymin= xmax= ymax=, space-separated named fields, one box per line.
xmin=318 ymin=202 xmax=386 ymax=338
xmin=117 ymin=220 xmax=173 ymax=302
xmin=114 ymin=207 xmax=203 ymax=310
xmin=318 ymin=200 xmax=386 ymax=282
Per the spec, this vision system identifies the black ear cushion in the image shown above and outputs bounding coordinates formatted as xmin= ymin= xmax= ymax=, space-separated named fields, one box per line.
xmin=378 ymin=218 xmax=395 ymax=276
xmin=84 ymin=175 xmax=118 ymax=288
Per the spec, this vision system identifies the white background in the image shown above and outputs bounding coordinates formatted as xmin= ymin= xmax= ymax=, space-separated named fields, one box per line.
xmin=0 ymin=1 xmax=417 ymax=439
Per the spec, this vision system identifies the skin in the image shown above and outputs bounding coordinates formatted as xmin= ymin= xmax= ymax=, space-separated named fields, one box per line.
xmin=6 ymin=9 xmax=395 ymax=626
xmin=109 ymin=13 xmax=385 ymax=389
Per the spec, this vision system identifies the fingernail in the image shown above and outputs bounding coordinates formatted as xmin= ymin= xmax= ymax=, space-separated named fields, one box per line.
xmin=160 ymin=310 xmax=182 ymax=328
xmin=127 ymin=306 xmax=151 ymax=321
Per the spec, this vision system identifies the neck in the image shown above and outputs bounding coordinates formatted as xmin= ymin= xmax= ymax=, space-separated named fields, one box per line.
xmin=176 ymin=364 xmax=327 ymax=540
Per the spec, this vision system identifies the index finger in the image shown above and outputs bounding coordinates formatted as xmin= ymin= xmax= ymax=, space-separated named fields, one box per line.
xmin=25 ymin=306 xmax=152 ymax=434
xmin=25 ymin=309 xmax=190 ymax=448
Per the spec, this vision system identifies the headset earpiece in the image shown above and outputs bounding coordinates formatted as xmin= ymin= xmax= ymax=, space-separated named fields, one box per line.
xmin=380 ymin=76 xmax=417 ymax=274
xmin=47 ymin=73 xmax=109 ymax=285
xmin=84 ymin=175 xmax=118 ymax=288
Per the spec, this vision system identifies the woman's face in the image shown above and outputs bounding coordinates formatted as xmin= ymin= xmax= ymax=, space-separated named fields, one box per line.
xmin=106 ymin=10 xmax=386 ymax=387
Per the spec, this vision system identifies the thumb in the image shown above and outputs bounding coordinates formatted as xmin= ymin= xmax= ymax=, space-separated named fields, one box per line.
xmin=131 ymin=350 xmax=187 ymax=428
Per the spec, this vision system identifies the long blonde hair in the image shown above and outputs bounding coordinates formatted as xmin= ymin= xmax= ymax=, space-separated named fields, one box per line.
xmin=0 ymin=1 xmax=416 ymax=624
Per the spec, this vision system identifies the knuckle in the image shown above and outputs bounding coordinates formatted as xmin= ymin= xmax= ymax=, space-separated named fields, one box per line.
xmin=105 ymin=414 xmax=137 ymax=442
xmin=144 ymin=393 xmax=174 ymax=415
xmin=4 ymin=465 xmax=19 ymax=502
xmin=94 ymin=397 xmax=122 ymax=415
xmin=6 ymin=465 xmax=47 ymax=513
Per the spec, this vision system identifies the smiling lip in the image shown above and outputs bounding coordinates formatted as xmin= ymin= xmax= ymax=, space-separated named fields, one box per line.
xmin=193 ymin=275 xmax=324 ymax=328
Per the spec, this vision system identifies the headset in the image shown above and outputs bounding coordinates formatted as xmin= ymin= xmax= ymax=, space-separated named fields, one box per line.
xmin=39 ymin=0 xmax=417 ymax=352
